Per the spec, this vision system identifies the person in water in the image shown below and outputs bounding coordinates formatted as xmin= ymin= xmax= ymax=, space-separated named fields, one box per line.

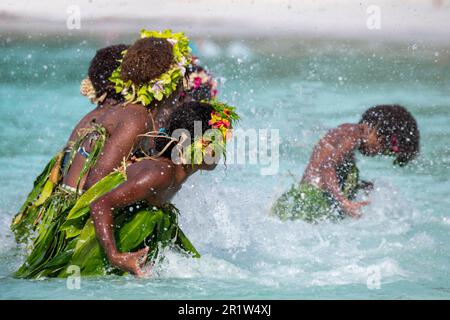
xmin=12 ymin=29 xmax=223 ymax=246
xmin=62 ymin=44 xmax=130 ymax=171
xmin=64 ymin=30 xmax=192 ymax=195
xmin=67 ymin=44 xmax=129 ymax=146
xmin=11 ymin=44 xmax=129 ymax=242
xmin=90 ymin=100 xmax=237 ymax=276
xmin=14 ymin=100 xmax=239 ymax=278
xmin=272 ymin=104 xmax=420 ymax=222
xmin=12 ymin=30 xmax=217 ymax=269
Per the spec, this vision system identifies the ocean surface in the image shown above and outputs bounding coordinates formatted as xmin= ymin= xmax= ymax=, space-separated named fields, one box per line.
xmin=0 ymin=34 xmax=449 ymax=299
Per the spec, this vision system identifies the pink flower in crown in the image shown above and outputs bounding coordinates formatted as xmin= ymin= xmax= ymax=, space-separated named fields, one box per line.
xmin=212 ymin=121 xmax=223 ymax=129
xmin=193 ymin=76 xmax=203 ymax=89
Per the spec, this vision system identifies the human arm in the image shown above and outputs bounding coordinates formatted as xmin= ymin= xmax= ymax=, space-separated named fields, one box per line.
xmin=310 ymin=124 xmax=370 ymax=217
xmin=321 ymin=167 xmax=369 ymax=218
xmin=89 ymin=163 xmax=172 ymax=276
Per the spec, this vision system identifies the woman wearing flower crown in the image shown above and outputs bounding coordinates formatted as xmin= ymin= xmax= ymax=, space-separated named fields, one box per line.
xmin=14 ymin=100 xmax=239 ymax=278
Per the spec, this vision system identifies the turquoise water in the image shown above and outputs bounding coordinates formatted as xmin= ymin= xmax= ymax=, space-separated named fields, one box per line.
xmin=1 ymin=34 xmax=450 ymax=299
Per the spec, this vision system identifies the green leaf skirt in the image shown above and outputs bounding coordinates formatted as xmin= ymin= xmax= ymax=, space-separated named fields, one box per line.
xmin=271 ymin=159 xmax=360 ymax=223
xmin=12 ymin=125 xmax=108 ymax=244
xmin=13 ymin=171 xmax=200 ymax=279
xmin=11 ymin=154 xmax=60 ymax=243
xmin=271 ymin=183 xmax=344 ymax=223
xmin=12 ymin=125 xmax=199 ymax=279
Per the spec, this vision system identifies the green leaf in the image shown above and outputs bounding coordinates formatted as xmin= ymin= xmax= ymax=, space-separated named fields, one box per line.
xmin=65 ymin=171 xmax=125 ymax=222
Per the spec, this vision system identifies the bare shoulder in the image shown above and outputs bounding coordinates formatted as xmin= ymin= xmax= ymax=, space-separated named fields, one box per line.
xmin=322 ymin=123 xmax=360 ymax=140
xmin=336 ymin=123 xmax=360 ymax=132
xmin=121 ymin=104 xmax=149 ymax=130
xmin=101 ymin=103 xmax=148 ymax=133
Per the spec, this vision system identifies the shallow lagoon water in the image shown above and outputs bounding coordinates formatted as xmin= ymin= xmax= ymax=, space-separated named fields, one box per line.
xmin=0 ymin=35 xmax=449 ymax=299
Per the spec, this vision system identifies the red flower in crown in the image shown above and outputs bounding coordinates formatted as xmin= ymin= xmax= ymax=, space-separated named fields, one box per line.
xmin=222 ymin=119 xmax=231 ymax=128
xmin=213 ymin=120 xmax=230 ymax=129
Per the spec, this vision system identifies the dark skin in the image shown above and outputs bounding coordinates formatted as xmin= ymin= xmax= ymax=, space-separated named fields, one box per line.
xmin=90 ymin=154 xmax=217 ymax=276
xmin=65 ymin=98 xmax=117 ymax=146
xmin=302 ymin=123 xmax=385 ymax=218
xmin=62 ymin=86 xmax=182 ymax=191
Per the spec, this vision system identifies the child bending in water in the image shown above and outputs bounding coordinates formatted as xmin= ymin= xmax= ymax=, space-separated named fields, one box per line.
xmin=273 ymin=104 xmax=420 ymax=222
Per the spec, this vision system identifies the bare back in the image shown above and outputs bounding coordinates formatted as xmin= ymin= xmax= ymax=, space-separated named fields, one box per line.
xmin=63 ymin=85 xmax=183 ymax=191
xmin=62 ymin=102 xmax=150 ymax=190
xmin=302 ymin=124 xmax=362 ymax=188
xmin=65 ymin=101 xmax=114 ymax=145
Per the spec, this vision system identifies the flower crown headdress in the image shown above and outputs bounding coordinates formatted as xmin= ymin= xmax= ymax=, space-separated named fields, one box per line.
xmin=132 ymin=100 xmax=239 ymax=165
xmin=184 ymin=100 xmax=240 ymax=165
xmin=182 ymin=60 xmax=218 ymax=99
xmin=109 ymin=29 xmax=192 ymax=106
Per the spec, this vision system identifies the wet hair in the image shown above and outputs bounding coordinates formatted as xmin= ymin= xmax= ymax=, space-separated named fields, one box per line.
xmin=120 ymin=37 xmax=174 ymax=85
xmin=359 ymin=104 xmax=420 ymax=166
xmin=88 ymin=44 xmax=129 ymax=101
xmin=155 ymin=101 xmax=214 ymax=158
xmin=184 ymin=64 xmax=213 ymax=101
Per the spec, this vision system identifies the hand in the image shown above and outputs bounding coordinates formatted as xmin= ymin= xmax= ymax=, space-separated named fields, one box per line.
xmin=341 ymin=199 xmax=370 ymax=219
xmin=108 ymin=247 xmax=150 ymax=277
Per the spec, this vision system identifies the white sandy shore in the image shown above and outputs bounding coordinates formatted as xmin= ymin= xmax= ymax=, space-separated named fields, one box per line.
xmin=1 ymin=0 xmax=450 ymax=42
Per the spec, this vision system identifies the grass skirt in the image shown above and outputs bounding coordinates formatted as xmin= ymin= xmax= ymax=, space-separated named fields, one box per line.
xmin=272 ymin=158 xmax=360 ymax=223
xmin=14 ymin=171 xmax=199 ymax=279
xmin=11 ymin=123 xmax=198 ymax=279
xmin=11 ymin=124 xmax=108 ymax=243
xmin=11 ymin=153 xmax=62 ymax=243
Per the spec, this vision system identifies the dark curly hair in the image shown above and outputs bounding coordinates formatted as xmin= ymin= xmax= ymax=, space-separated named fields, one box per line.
xmin=155 ymin=101 xmax=214 ymax=158
xmin=120 ymin=37 xmax=174 ymax=85
xmin=88 ymin=44 xmax=129 ymax=102
xmin=360 ymin=104 xmax=420 ymax=166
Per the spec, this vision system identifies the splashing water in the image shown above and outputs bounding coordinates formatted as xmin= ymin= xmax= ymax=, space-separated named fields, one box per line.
xmin=0 ymin=36 xmax=449 ymax=299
